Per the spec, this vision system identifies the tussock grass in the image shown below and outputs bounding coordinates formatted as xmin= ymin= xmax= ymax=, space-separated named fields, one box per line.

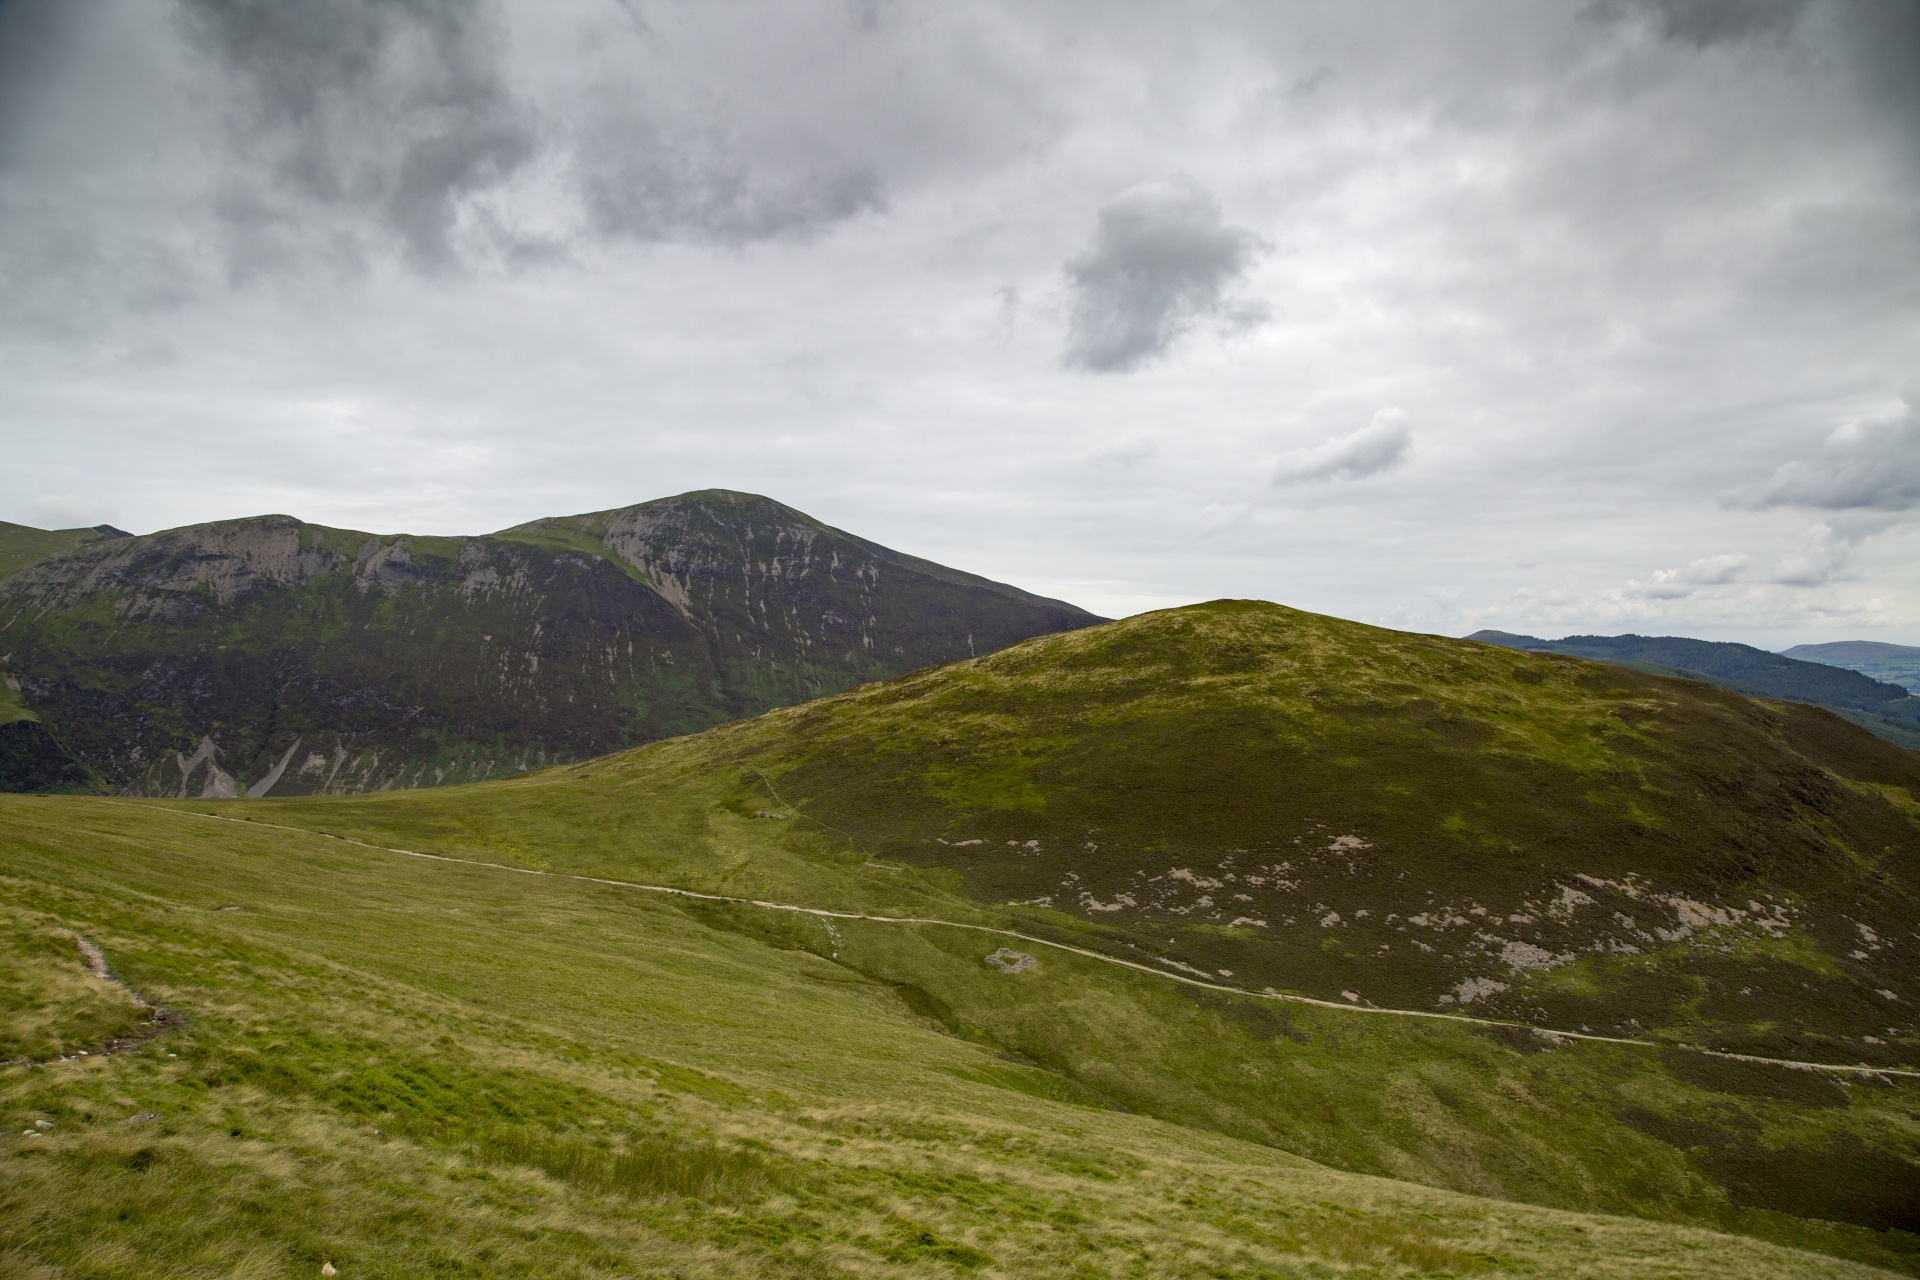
xmin=473 ymin=1124 xmax=781 ymax=1202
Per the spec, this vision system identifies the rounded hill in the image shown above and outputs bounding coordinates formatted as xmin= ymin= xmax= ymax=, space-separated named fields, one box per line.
xmin=703 ymin=600 xmax=1920 ymax=1063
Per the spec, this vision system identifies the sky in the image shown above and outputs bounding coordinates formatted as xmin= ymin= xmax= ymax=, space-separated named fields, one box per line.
xmin=1 ymin=0 xmax=1916 ymax=647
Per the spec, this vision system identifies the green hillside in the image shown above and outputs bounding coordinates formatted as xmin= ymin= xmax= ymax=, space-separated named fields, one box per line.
xmin=2 ymin=791 xmax=1905 ymax=1279
xmin=0 ymin=521 xmax=124 ymax=790
xmin=0 ymin=520 xmax=130 ymax=581
xmin=86 ymin=599 xmax=1918 ymax=1273
xmin=1788 ymin=643 xmax=1920 ymax=697
xmin=1469 ymin=630 xmax=1920 ymax=750
xmin=0 ymin=492 xmax=1098 ymax=796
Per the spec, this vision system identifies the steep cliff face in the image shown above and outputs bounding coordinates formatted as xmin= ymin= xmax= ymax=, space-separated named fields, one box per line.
xmin=0 ymin=491 xmax=1099 ymax=795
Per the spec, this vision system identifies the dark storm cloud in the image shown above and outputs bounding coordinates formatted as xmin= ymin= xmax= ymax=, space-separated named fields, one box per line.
xmin=164 ymin=0 xmax=1035 ymax=267
xmin=177 ymin=0 xmax=537 ymax=270
xmin=1062 ymin=177 xmax=1266 ymax=373
xmin=1734 ymin=402 xmax=1920 ymax=511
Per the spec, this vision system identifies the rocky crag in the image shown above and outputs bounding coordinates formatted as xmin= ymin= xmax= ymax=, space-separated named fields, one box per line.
xmin=0 ymin=490 xmax=1098 ymax=795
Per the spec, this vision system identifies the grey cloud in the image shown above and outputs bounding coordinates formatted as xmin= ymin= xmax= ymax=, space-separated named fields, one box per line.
xmin=575 ymin=88 xmax=885 ymax=245
xmin=1272 ymin=411 xmax=1412 ymax=486
xmin=1088 ymin=434 xmax=1156 ymax=468
xmin=1587 ymin=0 xmax=1810 ymax=47
xmin=1625 ymin=553 xmax=1748 ymax=599
xmin=1734 ymin=403 xmax=1920 ymax=511
xmin=15 ymin=0 xmax=1052 ymax=280
xmin=5 ymin=2 xmax=1920 ymax=646
xmin=1063 ymin=177 xmax=1266 ymax=373
xmin=177 ymin=0 xmax=536 ymax=271
xmin=0 ymin=0 xmax=81 ymax=165
xmin=1771 ymin=523 xmax=1859 ymax=586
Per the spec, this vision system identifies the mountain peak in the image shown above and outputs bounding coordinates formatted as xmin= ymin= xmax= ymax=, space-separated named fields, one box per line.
xmin=1 ymin=492 xmax=1099 ymax=796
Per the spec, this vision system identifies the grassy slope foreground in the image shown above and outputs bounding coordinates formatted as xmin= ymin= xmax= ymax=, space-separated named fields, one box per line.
xmin=107 ymin=600 xmax=1920 ymax=1274
xmin=0 ymin=795 xmax=1897 ymax=1280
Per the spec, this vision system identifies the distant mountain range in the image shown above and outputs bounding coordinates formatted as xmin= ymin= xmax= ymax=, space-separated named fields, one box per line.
xmin=1785 ymin=640 xmax=1920 ymax=695
xmin=1468 ymin=630 xmax=1920 ymax=749
xmin=0 ymin=491 xmax=1101 ymax=795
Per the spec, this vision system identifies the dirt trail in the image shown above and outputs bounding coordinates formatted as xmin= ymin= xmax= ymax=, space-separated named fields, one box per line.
xmin=120 ymin=802 xmax=1920 ymax=1082
xmin=35 ymin=931 xmax=183 ymax=1063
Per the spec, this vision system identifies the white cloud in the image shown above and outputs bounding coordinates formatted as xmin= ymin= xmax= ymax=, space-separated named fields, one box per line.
xmin=1732 ymin=402 xmax=1920 ymax=511
xmin=1088 ymin=434 xmax=1157 ymax=468
xmin=1272 ymin=410 xmax=1411 ymax=486
xmin=1625 ymin=553 xmax=1749 ymax=599
xmin=1771 ymin=522 xmax=1860 ymax=587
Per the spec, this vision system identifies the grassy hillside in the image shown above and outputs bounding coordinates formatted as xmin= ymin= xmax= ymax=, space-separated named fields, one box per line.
xmin=0 ymin=493 xmax=1098 ymax=797
xmin=1471 ymin=630 xmax=1920 ymax=750
xmin=0 ymin=521 xmax=129 ymax=582
xmin=1 ymin=791 xmax=1904 ymax=1279
xmin=112 ymin=600 xmax=1920 ymax=1272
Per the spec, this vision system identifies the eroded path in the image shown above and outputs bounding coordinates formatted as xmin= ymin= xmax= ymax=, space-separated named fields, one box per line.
xmin=32 ymin=932 xmax=184 ymax=1064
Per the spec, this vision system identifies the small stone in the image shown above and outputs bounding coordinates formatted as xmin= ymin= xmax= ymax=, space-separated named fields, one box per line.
xmin=321 ymin=1264 xmax=337 ymax=1276
xmin=34 ymin=1120 xmax=51 ymax=1130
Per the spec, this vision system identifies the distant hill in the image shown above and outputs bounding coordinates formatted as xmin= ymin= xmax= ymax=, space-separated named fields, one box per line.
xmin=1468 ymin=629 xmax=1920 ymax=749
xmin=1786 ymin=640 xmax=1920 ymax=695
xmin=0 ymin=490 xmax=1100 ymax=795
xmin=0 ymin=519 xmax=130 ymax=579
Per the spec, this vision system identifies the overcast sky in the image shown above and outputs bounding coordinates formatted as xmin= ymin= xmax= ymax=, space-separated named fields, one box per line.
xmin=2 ymin=0 xmax=1916 ymax=646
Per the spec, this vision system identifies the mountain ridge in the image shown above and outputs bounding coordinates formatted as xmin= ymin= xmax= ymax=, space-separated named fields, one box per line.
xmin=0 ymin=490 xmax=1100 ymax=797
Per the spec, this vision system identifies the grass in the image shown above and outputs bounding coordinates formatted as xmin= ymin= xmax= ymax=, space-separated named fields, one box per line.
xmin=0 ymin=521 xmax=100 ymax=583
xmin=0 ymin=791 xmax=1907 ymax=1279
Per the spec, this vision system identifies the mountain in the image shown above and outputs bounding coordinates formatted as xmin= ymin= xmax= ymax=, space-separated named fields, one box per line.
xmin=0 ymin=490 xmax=1099 ymax=796
xmin=1787 ymin=641 xmax=1920 ymax=696
xmin=167 ymin=600 xmax=1920 ymax=1270
xmin=1468 ymin=629 xmax=1920 ymax=750
xmin=0 ymin=519 xmax=132 ymax=579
